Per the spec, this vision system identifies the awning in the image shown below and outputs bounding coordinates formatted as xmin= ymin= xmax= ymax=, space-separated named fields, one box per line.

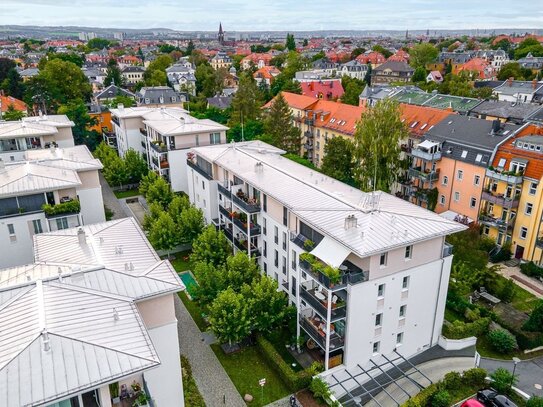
xmin=418 ymin=140 xmax=439 ymax=150
xmin=440 ymin=210 xmax=473 ymax=225
xmin=310 ymin=236 xmax=351 ymax=268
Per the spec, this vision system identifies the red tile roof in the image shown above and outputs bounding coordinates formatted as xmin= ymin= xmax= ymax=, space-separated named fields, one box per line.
xmin=388 ymin=50 xmax=410 ymax=63
xmin=300 ymin=80 xmax=344 ymax=101
xmin=399 ymin=104 xmax=454 ymax=138
xmin=356 ymin=51 xmax=386 ymax=65
xmin=0 ymin=95 xmax=27 ymax=113
xmin=263 ymin=92 xmax=319 ymax=111
xmin=253 ymin=66 xmax=281 ymax=81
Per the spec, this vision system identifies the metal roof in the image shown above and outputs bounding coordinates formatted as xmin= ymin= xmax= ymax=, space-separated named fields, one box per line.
xmin=193 ymin=142 xmax=465 ymax=258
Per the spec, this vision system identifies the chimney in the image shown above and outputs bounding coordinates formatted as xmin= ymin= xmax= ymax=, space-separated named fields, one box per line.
xmin=77 ymin=228 xmax=86 ymax=245
xmin=533 ymin=79 xmax=538 ymax=90
xmin=508 ymin=77 xmax=513 ymax=87
xmin=491 ymin=119 xmax=501 ymax=134
xmin=344 ymin=214 xmax=358 ymax=230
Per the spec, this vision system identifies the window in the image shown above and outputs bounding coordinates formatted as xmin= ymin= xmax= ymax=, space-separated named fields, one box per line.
xmin=529 ymin=182 xmax=538 ymax=195
xmin=396 ymin=332 xmax=404 ymax=345
xmin=7 ymin=223 xmax=16 ymax=243
xmin=274 ymin=226 xmax=278 ymax=244
xmin=439 ymin=194 xmax=445 ymax=205
xmin=202 ymin=181 xmax=205 ymax=190
xmin=282 ymin=256 xmax=287 ymax=275
xmin=263 ymin=241 xmax=267 ymax=258
xmin=498 ymin=158 xmax=506 ymax=168
xmin=263 ymin=262 xmax=267 ymax=273
xmin=461 ymin=150 xmax=468 ymax=159
xmin=474 ymin=175 xmax=480 ymax=186
xmin=379 ymin=252 xmax=387 ymax=267
xmin=375 ymin=313 xmax=383 ymax=327
xmin=291 ymin=250 xmax=297 ymax=270
xmin=510 ymin=161 xmax=526 ymax=174
xmin=56 ymin=217 xmax=69 ymax=230
xmin=442 ymin=176 xmax=448 ymax=186
xmin=32 ymin=219 xmax=43 ymax=234
xmin=373 ymin=341 xmax=380 ymax=354
xmin=525 ymin=203 xmax=533 ymax=215
xmin=453 ymin=192 xmax=460 ymax=202
xmin=457 ymin=170 xmax=463 ymax=180
xmin=195 ymin=134 xmax=200 ymax=146
xmin=399 ymin=305 xmax=407 ymax=318
xmin=282 ymin=231 xmax=287 ymax=251
xmin=405 ymin=245 xmax=412 ymax=259
xmin=263 ymin=194 xmax=267 ymax=212
xmin=263 ymin=218 xmax=267 ymax=235
xmin=274 ymin=249 xmax=279 ymax=267
xmin=377 ymin=283 xmax=385 ymax=297
xmin=402 ymin=276 xmax=410 ymax=289
xmin=470 ymin=197 xmax=477 ymax=208
xmin=520 ymin=227 xmax=528 ymax=240
xmin=475 ymin=154 xmax=482 ymax=163
xmin=209 ymin=132 xmax=221 ymax=144
xmin=283 ymin=207 xmax=288 ymax=226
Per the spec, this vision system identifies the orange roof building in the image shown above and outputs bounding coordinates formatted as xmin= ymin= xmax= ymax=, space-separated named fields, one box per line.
xmin=453 ymin=57 xmax=495 ymax=79
xmin=0 ymin=95 xmax=28 ymax=115
xmin=356 ymin=51 xmax=386 ymax=66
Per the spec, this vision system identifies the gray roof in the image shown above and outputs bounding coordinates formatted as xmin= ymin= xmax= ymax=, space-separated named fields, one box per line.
xmin=469 ymin=100 xmax=542 ymax=123
xmin=121 ymin=66 xmax=145 ymax=73
xmin=137 ymin=86 xmax=186 ymax=105
xmin=438 ymin=52 xmax=474 ymax=64
xmin=494 ymin=80 xmax=543 ymax=96
xmin=373 ymin=60 xmax=414 ymax=73
xmin=94 ymin=84 xmax=136 ymax=100
xmin=473 ymin=80 xmax=504 ymax=89
xmin=207 ymin=96 xmax=233 ymax=110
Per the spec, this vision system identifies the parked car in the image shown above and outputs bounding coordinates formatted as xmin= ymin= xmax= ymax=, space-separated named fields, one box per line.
xmin=462 ymin=398 xmax=485 ymax=407
xmin=477 ymin=389 xmax=518 ymax=407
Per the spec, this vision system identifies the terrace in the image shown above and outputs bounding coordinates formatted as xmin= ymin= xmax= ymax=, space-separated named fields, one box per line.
xmin=299 ymin=253 xmax=368 ymax=290
xmin=232 ymin=190 xmax=260 ymax=214
xmin=408 ymin=167 xmax=440 ymax=182
xmin=300 ymin=284 xmax=346 ymax=321
xmin=481 ymin=190 xmax=520 ymax=209
xmin=300 ymin=315 xmax=345 ymax=350
xmin=485 ymin=168 xmax=524 ymax=185
xmin=42 ymin=199 xmax=81 ymax=218
xmin=186 ymin=156 xmax=213 ymax=181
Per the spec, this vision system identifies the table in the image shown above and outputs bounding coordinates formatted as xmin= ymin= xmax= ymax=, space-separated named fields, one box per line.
xmin=479 ymin=291 xmax=501 ymax=306
xmin=314 ymin=291 xmax=326 ymax=301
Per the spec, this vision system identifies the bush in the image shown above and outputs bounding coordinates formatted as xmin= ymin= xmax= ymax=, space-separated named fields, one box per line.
xmin=462 ymin=368 xmax=488 ymax=388
xmin=490 ymin=242 xmax=512 ymax=263
xmin=256 ymin=335 xmax=313 ymax=391
xmin=404 ymin=383 xmax=439 ymax=407
xmin=309 ymin=377 xmax=331 ymax=402
xmin=42 ymin=199 xmax=81 ymax=216
xmin=488 ymin=329 xmax=518 ymax=353
xmin=431 ymin=390 xmax=451 ymax=407
xmin=442 ymin=317 xmax=491 ymax=339
xmin=442 ymin=371 xmax=462 ymax=390
xmin=498 ymin=278 xmax=516 ymax=303
xmin=527 ymin=396 xmax=543 ymax=407
xmin=523 ymin=300 xmax=543 ymax=333
xmin=181 ymin=355 xmax=205 ymax=407
xmin=490 ymin=367 xmax=517 ymax=394
xmin=520 ymin=262 xmax=543 ymax=279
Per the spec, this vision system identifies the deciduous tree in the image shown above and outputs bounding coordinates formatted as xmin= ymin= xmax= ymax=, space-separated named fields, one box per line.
xmin=148 ymin=212 xmax=179 ymax=258
xmin=409 ymin=43 xmax=439 ymax=68
xmin=209 ymin=288 xmax=252 ymax=344
xmin=178 ymin=206 xmax=205 ymax=245
xmin=321 ymin=137 xmax=355 ymax=184
xmin=190 ymin=225 xmax=231 ymax=266
xmin=242 ymin=276 xmax=287 ymax=333
xmin=57 ymin=99 xmax=100 ymax=149
xmin=228 ymin=72 xmax=262 ymax=127
xmin=145 ymin=176 xmax=173 ymax=209
xmin=123 ymin=149 xmax=148 ymax=184
xmin=2 ymin=104 xmax=25 ymax=121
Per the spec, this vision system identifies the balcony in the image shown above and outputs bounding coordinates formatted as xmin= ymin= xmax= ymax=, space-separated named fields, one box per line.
xmin=111 ymin=116 xmax=120 ymax=126
xmin=299 ymin=256 xmax=368 ymax=290
xmin=442 ymin=242 xmax=454 ymax=257
xmin=304 ymin=143 xmax=314 ymax=151
xmin=232 ymin=215 xmax=261 ymax=236
xmin=150 ymin=142 xmax=168 ymax=154
xmin=140 ymin=127 xmax=148 ymax=136
xmin=290 ymin=232 xmax=315 ymax=251
xmin=232 ymin=193 xmax=260 ymax=214
xmin=481 ymin=191 xmax=520 ymax=209
xmin=536 ymin=238 xmax=543 ymax=249
xmin=233 ymin=236 xmax=260 ymax=257
xmin=408 ymin=167 xmax=440 ymax=182
xmin=300 ymin=286 xmax=346 ymax=321
xmin=219 ymin=204 xmax=232 ymax=218
xmin=306 ymin=118 xmax=315 ymax=127
xmin=410 ymin=149 xmax=442 ymax=161
xmin=42 ymin=199 xmax=81 ymax=218
xmin=218 ymin=182 xmax=231 ymax=197
xmin=304 ymin=130 xmax=314 ymax=139
xmin=300 ymin=316 xmax=344 ymax=350
xmin=485 ymin=168 xmax=523 ymax=185
xmin=479 ymin=214 xmax=512 ymax=231
xmin=187 ymin=159 xmax=213 ymax=180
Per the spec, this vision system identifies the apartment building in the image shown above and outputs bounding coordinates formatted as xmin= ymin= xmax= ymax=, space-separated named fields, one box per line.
xmin=0 ymin=145 xmax=105 ymax=268
xmin=480 ymin=124 xmax=543 ymax=262
xmin=408 ymin=116 xmax=523 ymax=223
xmin=187 ymin=141 xmax=464 ymax=372
xmin=0 ymin=217 xmax=185 ymax=407
xmin=0 ymin=114 xmax=75 ymax=162
xmin=110 ymin=106 xmax=228 ymax=193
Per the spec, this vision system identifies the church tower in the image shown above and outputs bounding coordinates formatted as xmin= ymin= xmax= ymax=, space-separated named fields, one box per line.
xmin=218 ymin=22 xmax=224 ymax=45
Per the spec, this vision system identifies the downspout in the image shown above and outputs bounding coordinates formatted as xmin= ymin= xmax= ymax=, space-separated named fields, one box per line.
xmin=430 ymin=237 xmax=447 ymax=347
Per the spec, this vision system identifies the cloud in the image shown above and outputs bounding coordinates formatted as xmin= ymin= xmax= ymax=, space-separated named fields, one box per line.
xmin=1 ymin=0 xmax=541 ymax=30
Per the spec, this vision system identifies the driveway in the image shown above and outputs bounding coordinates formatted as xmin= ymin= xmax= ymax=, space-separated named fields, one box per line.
xmin=480 ymin=356 xmax=543 ymax=398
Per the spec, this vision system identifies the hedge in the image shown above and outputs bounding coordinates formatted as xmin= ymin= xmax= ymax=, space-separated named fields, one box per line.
xmin=256 ymin=335 xmax=313 ymax=391
xmin=181 ymin=355 xmax=206 ymax=407
xmin=442 ymin=317 xmax=491 ymax=339
xmin=520 ymin=262 xmax=543 ymax=279
xmin=42 ymin=199 xmax=81 ymax=216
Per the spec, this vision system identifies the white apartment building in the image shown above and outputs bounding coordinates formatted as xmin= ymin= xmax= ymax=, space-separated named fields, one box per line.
xmin=0 ymin=217 xmax=185 ymax=407
xmin=187 ymin=141 xmax=465 ymax=373
xmin=0 ymin=145 xmax=105 ymax=268
xmin=110 ymin=106 xmax=228 ymax=193
xmin=0 ymin=114 xmax=75 ymax=162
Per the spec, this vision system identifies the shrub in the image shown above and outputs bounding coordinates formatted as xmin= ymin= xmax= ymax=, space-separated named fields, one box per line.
xmin=490 ymin=367 xmax=517 ymax=394
xmin=442 ymin=371 xmax=462 ymax=390
xmin=523 ymin=300 xmax=543 ymax=333
xmin=498 ymin=278 xmax=516 ymax=303
xmin=309 ymin=377 xmax=331 ymax=402
xmin=465 ymin=307 xmax=481 ymax=322
xmin=181 ymin=355 xmax=205 ymax=407
xmin=520 ymin=262 xmax=543 ymax=279
xmin=490 ymin=242 xmax=512 ymax=263
xmin=403 ymin=383 xmax=439 ymax=407
xmin=442 ymin=317 xmax=490 ymax=339
xmin=462 ymin=368 xmax=488 ymax=388
xmin=488 ymin=329 xmax=518 ymax=353
xmin=527 ymin=396 xmax=543 ymax=407
xmin=431 ymin=390 xmax=451 ymax=407
xmin=42 ymin=199 xmax=81 ymax=216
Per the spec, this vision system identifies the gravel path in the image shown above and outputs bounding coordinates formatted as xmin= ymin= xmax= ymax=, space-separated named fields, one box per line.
xmin=99 ymin=173 xmax=129 ymax=220
xmin=174 ymin=295 xmax=246 ymax=407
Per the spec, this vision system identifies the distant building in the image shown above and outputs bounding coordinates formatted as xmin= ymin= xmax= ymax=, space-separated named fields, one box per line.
xmin=211 ymin=51 xmax=232 ymax=70
xmin=136 ymin=86 xmax=187 ymax=108
xmin=493 ymin=79 xmax=543 ymax=104
xmin=0 ymin=95 xmax=27 ymax=118
xmin=371 ymin=61 xmax=415 ymax=85
xmin=339 ymin=60 xmax=368 ymax=80
xmin=121 ymin=65 xmax=145 ymax=85
xmin=426 ymin=70 xmax=443 ymax=83
xmin=218 ymin=22 xmax=225 ymax=45
xmin=300 ymin=80 xmax=344 ymax=101
xmin=166 ymin=62 xmax=197 ymax=95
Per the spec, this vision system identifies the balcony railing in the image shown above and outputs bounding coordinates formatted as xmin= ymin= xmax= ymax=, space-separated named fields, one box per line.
xmin=232 ymin=194 xmax=260 ymax=214
xmin=300 ymin=286 xmax=346 ymax=321
xmin=408 ymin=167 xmax=440 ymax=182
xmin=304 ymin=143 xmax=314 ymax=151
xmin=443 ymin=242 xmax=454 ymax=258
xmin=290 ymin=232 xmax=315 ymax=251
xmin=219 ymin=204 xmax=232 ymax=218
xmin=187 ymin=159 xmax=213 ymax=180
xmin=410 ymin=149 xmax=442 ymax=161
xmin=218 ymin=182 xmax=231 ymax=197
xmin=485 ymin=168 xmax=523 ymax=185
xmin=150 ymin=142 xmax=168 ymax=153
xmin=111 ymin=116 xmax=120 ymax=126
xmin=42 ymin=200 xmax=81 ymax=218
xmin=479 ymin=215 xmax=512 ymax=231
xmin=304 ymin=130 xmax=314 ymax=138
xmin=233 ymin=236 xmax=260 ymax=257
xmin=232 ymin=215 xmax=261 ymax=236
xmin=299 ymin=258 xmax=368 ymax=290
xmin=481 ymin=191 xmax=520 ymax=209
xmin=536 ymin=238 xmax=543 ymax=249
xmin=300 ymin=317 xmax=344 ymax=350
xmin=140 ymin=127 xmax=148 ymax=136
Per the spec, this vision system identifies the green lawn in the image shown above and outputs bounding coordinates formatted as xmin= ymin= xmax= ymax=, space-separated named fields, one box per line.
xmin=510 ymin=284 xmax=540 ymax=313
xmin=114 ymin=189 xmax=141 ymax=199
xmin=211 ymin=344 xmax=291 ymax=406
xmin=169 ymin=250 xmax=192 ymax=273
xmin=265 ymin=330 xmax=304 ymax=372
xmin=178 ymin=291 xmax=208 ymax=332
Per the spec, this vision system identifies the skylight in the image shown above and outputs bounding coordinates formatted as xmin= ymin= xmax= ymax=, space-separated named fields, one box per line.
xmin=461 ymin=150 xmax=468 ymax=158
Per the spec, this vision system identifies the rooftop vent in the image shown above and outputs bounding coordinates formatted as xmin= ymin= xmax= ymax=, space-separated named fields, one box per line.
xmin=77 ymin=228 xmax=86 ymax=246
xmin=113 ymin=308 xmax=120 ymax=321
xmin=42 ymin=331 xmax=50 ymax=352
xmin=344 ymin=214 xmax=358 ymax=230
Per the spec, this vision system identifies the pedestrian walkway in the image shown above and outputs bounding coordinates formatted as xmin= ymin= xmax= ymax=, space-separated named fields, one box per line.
xmin=480 ymin=356 xmax=543 ymax=397
xmin=265 ymin=394 xmax=297 ymax=407
xmin=495 ymin=263 xmax=543 ymax=297
xmin=174 ymin=295 xmax=246 ymax=407
xmin=99 ymin=173 xmax=129 ymax=220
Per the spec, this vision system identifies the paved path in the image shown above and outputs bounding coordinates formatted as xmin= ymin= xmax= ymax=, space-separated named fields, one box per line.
xmin=480 ymin=356 xmax=543 ymax=397
xmin=264 ymin=394 xmax=297 ymax=407
xmin=99 ymin=173 xmax=129 ymax=220
xmin=495 ymin=263 xmax=543 ymax=297
xmin=174 ymin=295 xmax=246 ymax=407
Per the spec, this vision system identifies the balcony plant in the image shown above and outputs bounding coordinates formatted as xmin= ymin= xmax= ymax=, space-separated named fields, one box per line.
xmin=299 ymin=253 xmax=341 ymax=284
xmin=303 ymin=239 xmax=315 ymax=251
xmin=42 ymin=199 xmax=81 ymax=216
xmin=109 ymin=382 xmax=120 ymax=404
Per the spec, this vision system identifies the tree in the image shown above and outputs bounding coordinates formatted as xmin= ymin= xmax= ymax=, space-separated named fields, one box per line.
xmin=190 ymin=225 xmax=231 ymax=266
xmin=409 ymin=43 xmax=439 ymax=68
xmin=185 ymin=40 xmax=195 ymax=56
xmin=350 ymin=47 xmax=366 ymax=59
xmin=144 ymin=54 xmax=173 ymax=86
xmin=431 ymin=390 xmax=451 ymax=407
xmin=0 ymin=58 xmax=16 ymax=83
xmin=353 ymin=99 xmax=408 ymax=192
xmin=321 ymin=137 xmax=355 ymax=184
xmin=227 ymin=120 xmax=264 ymax=142
xmin=523 ymin=300 xmax=543 ymax=332
xmin=145 ymin=177 xmax=173 ymax=209
xmin=412 ymin=66 xmax=427 ymax=82
xmin=209 ymin=288 xmax=252 ymax=344
xmin=228 ymin=72 xmax=262 ymax=127
xmin=439 ymin=72 xmax=473 ymax=97
xmin=123 ymin=149 xmax=148 ymax=184
xmin=87 ymin=38 xmax=114 ymax=50
xmin=104 ymin=64 xmax=123 ymax=87
xmin=57 ymin=99 xmax=100 ymax=149
xmin=490 ymin=367 xmax=517 ymax=394
xmin=2 ymin=104 xmax=25 ymax=121
xmin=1 ymin=68 xmax=24 ymax=99
xmin=193 ymin=261 xmax=225 ymax=305
xmin=143 ymin=202 xmax=163 ymax=231
xmin=46 ymin=52 xmax=84 ymax=67
xmin=242 ymin=276 xmax=287 ymax=333
xmin=285 ymin=34 xmax=296 ymax=51
xmin=492 ymin=39 xmax=512 ymax=53
xmin=178 ymin=206 xmax=205 ymax=244
xmin=168 ymin=195 xmax=191 ymax=225
xmin=158 ymin=44 xmax=179 ymax=54
xmin=105 ymin=95 xmax=135 ymax=108
xmin=514 ymin=38 xmax=543 ymax=59
xmin=497 ymin=62 xmax=525 ymax=81
xmin=263 ymin=93 xmax=300 ymax=154
xmin=341 ymin=76 xmax=365 ymax=106
xmin=223 ymin=252 xmax=260 ymax=289
xmin=103 ymin=154 xmax=128 ymax=187
xmin=148 ymin=212 xmax=179 ymax=258
xmin=372 ymin=45 xmax=392 ymax=59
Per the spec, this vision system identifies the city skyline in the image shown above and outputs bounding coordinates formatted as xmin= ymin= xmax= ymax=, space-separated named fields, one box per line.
xmin=2 ymin=0 xmax=542 ymax=32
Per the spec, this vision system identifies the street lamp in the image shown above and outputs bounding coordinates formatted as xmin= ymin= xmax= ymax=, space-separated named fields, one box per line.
xmin=510 ymin=357 xmax=521 ymax=390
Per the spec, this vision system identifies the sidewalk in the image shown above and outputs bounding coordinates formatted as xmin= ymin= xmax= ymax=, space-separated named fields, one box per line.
xmin=99 ymin=173 xmax=129 ymax=220
xmin=496 ymin=263 xmax=543 ymax=297
xmin=480 ymin=356 xmax=543 ymax=397
xmin=174 ymin=295 xmax=246 ymax=407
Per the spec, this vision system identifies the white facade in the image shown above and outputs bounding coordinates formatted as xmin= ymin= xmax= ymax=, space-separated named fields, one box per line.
xmin=187 ymin=141 xmax=465 ymax=372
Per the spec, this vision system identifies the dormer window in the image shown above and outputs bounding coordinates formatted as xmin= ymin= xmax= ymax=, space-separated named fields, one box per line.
xmin=497 ymin=158 xmax=506 ymax=168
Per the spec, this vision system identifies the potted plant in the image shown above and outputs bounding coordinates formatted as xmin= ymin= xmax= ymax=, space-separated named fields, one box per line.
xmin=132 ymin=391 xmax=149 ymax=407
xmin=109 ymin=382 xmax=120 ymax=405
xmin=303 ymin=239 xmax=315 ymax=251
xmin=131 ymin=381 xmax=141 ymax=394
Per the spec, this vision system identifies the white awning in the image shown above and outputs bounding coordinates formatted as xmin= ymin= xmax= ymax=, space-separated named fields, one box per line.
xmin=310 ymin=236 xmax=351 ymax=268
xmin=440 ymin=210 xmax=473 ymax=225
xmin=418 ymin=140 xmax=439 ymax=150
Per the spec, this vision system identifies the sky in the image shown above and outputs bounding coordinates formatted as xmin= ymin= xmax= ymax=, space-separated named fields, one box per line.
xmin=1 ymin=0 xmax=542 ymax=31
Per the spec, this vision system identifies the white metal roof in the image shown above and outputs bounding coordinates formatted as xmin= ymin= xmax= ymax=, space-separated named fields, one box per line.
xmin=193 ymin=141 xmax=466 ymax=258
xmin=0 ymin=162 xmax=81 ymax=197
xmin=0 ymin=121 xmax=58 ymax=139
xmin=23 ymin=114 xmax=75 ymax=128
xmin=25 ymin=145 xmax=103 ymax=172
